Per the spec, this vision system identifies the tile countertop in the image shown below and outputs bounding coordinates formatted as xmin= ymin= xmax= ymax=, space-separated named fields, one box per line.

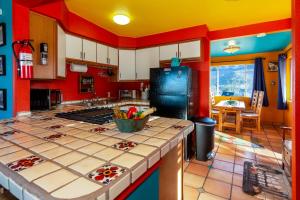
xmin=0 ymin=103 xmax=194 ymax=200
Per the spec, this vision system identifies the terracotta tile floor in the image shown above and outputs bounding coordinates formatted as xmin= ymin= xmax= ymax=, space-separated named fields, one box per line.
xmin=183 ymin=124 xmax=287 ymax=200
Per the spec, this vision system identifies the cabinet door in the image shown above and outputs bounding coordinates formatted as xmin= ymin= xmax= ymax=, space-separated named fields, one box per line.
xmin=57 ymin=24 xmax=66 ymax=78
xmin=159 ymin=44 xmax=178 ymax=61
xmin=82 ymin=39 xmax=97 ymax=62
xmin=136 ymin=47 xmax=159 ymax=80
xmin=66 ymin=34 xmax=82 ymax=60
xmin=97 ymin=43 xmax=108 ymax=64
xmin=30 ymin=12 xmax=56 ymax=79
xmin=108 ymin=47 xmax=118 ymax=66
xmin=119 ymin=50 xmax=136 ymax=80
xmin=178 ymin=40 xmax=201 ymax=59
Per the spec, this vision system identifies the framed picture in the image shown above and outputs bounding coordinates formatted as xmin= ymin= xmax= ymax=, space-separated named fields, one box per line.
xmin=268 ymin=61 xmax=278 ymax=72
xmin=0 ymin=23 xmax=6 ymax=47
xmin=0 ymin=89 xmax=7 ymax=111
xmin=0 ymin=55 xmax=6 ymax=76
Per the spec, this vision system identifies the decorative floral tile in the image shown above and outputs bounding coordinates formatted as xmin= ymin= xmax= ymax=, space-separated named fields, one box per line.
xmin=143 ymin=125 xmax=153 ymax=130
xmin=2 ymin=120 xmax=20 ymax=126
xmin=112 ymin=141 xmax=138 ymax=151
xmin=0 ymin=130 xmax=19 ymax=137
xmin=172 ymin=125 xmax=186 ymax=130
xmin=43 ymin=133 xmax=66 ymax=141
xmin=47 ymin=125 xmax=64 ymax=130
xmin=7 ymin=155 xmax=44 ymax=172
xmin=40 ymin=117 xmax=55 ymax=121
xmin=88 ymin=164 xmax=126 ymax=185
xmin=89 ymin=127 xmax=110 ymax=134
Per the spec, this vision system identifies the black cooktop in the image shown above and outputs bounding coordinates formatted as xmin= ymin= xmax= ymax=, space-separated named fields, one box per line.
xmin=55 ymin=108 xmax=114 ymax=125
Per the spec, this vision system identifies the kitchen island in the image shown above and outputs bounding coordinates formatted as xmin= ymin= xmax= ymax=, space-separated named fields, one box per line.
xmin=0 ymin=103 xmax=194 ymax=200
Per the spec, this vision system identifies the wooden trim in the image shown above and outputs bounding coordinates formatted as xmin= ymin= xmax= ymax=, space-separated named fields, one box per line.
xmin=211 ymin=57 xmax=265 ymax=64
xmin=66 ymin=58 xmax=118 ymax=68
xmin=160 ymin=57 xmax=201 ymax=64
xmin=159 ymin=141 xmax=183 ymax=200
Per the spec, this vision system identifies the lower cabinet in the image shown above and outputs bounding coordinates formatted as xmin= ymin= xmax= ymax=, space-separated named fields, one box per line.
xmin=126 ymin=169 xmax=159 ymax=200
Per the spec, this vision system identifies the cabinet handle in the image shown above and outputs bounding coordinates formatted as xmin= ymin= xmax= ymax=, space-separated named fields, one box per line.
xmin=120 ymin=73 xmax=121 ymax=79
xmin=83 ymin=52 xmax=86 ymax=60
xmin=108 ymin=58 xmax=111 ymax=64
xmin=107 ymin=57 xmax=109 ymax=64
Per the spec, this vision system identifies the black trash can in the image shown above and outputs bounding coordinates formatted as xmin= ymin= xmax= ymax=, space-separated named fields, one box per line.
xmin=193 ymin=117 xmax=216 ymax=161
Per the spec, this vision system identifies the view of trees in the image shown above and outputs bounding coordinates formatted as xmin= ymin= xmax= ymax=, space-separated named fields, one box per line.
xmin=210 ymin=64 xmax=254 ymax=97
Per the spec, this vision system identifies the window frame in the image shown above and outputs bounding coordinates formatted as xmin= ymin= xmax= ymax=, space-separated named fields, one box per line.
xmin=210 ymin=63 xmax=255 ymax=97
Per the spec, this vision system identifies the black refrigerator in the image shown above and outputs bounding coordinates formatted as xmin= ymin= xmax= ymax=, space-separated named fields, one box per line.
xmin=149 ymin=66 xmax=199 ymax=161
xmin=149 ymin=66 xmax=199 ymax=120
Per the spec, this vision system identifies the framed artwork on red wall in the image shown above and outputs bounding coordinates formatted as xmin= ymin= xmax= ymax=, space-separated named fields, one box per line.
xmin=0 ymin=89 xmax=7 ymax=110
xmin=0 ymin=23 xmax=6 ymax=47
xmin=0 ymin=55 xmax=6 ymax=76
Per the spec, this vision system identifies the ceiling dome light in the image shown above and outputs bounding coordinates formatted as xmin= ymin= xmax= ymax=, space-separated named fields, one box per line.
xmin=113 ymin=15 xmax=130 ymax=25
xmin=257 ymin=33 xmax=267 ymax=38
xmin=223 ymin=40 xmax=240 ymax=54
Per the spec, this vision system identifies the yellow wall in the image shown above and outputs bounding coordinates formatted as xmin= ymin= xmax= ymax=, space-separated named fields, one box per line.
xmin=284 ymin=44 xmax=292 ymax=127
xmin=211 ymin=51 xmax=285 ymax=124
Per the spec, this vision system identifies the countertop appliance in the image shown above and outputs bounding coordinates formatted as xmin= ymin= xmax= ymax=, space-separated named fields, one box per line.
xmin=55 ymin=108 xmax=114 ymax=125
xmin=149 ymin=66 xmax=199 ymax=119
xmin=149 ymin=66 xmax=199 ymax=161
xmin=30 ymin=89 xmax=61 ymax=110
xmin=119 ymin=90 xmax=136 ymax=99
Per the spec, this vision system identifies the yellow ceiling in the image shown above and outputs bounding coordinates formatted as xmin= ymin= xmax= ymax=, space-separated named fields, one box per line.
xmin=64 ymin=0 xmax=291 ymax=38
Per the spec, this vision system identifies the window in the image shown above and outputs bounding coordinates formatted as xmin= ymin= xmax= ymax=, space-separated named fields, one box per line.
xmin=210 ymin=64 xmax=255 ymax=97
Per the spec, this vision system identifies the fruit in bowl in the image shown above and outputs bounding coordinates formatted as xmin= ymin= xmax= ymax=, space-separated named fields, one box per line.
xmin=113 ymin=106 xmax=156 ymax=133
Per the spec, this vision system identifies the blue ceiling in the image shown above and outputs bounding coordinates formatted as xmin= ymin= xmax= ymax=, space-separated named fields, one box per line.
xmin=211 ymin=31 xmax=291 ymax=57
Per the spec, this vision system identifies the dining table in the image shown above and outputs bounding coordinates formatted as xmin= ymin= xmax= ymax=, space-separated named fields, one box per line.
xmin=214 ymin=100 xmax=246 ymax=133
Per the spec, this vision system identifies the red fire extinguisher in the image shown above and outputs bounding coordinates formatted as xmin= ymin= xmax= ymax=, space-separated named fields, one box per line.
xmin=12 ymin=40 xmax=34 ymax=79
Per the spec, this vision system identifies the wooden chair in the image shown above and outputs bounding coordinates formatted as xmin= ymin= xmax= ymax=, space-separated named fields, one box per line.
xmin=243 ymin=90 xmax=259 ymax=113
xmin=241 ymin=91 xmax=264 ymax=131
xmin=280 ymin=126 xmax=292 ymax=185
xmin=219 ymin=107 xmax=237 ymax=132
xmin=210 ymin=92 xmax=219 ymax=122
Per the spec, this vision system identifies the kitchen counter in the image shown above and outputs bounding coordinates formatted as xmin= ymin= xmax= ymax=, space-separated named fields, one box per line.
xmin=0 ymin=103 xmax=194 ymax=200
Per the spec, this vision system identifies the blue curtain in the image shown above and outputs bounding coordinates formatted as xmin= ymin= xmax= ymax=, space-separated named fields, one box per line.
xmin=277 ymin=54 xmax=287 ymax=109
xmin=252 ymin=58 xmax=269 ymax=106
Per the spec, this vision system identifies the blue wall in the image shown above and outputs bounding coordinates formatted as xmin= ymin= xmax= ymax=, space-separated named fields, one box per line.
xmin=127 ymin=169 xmax=159 ymax=200
xmin=0 ymin=0 xmax=13 ymax=119
xmin=211 ymin=31 xmax=291 ymax=57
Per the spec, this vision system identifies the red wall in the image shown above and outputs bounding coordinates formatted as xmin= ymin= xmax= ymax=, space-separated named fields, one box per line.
xmin=31 ymin=66 xmax=119 ymax=101
xmin=13 ymin=0 xmax=210 ymax=117
xmin=292 ymin=0 xmax=300 ymax=199
xmin=13 ymin=2 xmax=31 ymax=114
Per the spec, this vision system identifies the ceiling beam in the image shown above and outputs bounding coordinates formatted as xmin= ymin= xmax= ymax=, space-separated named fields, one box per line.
xmin=15 ymin=0 xmax=63 ymax=8
xmin=209 ymin=18 xmax=291 ymax=40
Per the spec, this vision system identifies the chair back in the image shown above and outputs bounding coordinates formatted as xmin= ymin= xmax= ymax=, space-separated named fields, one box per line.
xmin=210 ymin=91 xmax=216 ymax=105
xmin=251 ymin=90 xmax=259 ymax=110
xmin=255 ymin=91 xmax=264 ymax=114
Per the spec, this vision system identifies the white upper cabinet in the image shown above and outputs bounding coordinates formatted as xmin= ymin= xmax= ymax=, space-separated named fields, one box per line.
xmin=97 ymin=43 xmax=108 ymax=64
xmin=136 ymin=47 xmax=159 ymax=80
xmin=82 ymin=39 xmax=96 ymax=62
xmin=108 ymin=47 xmax=118 ymax=66
xmin=119 ymin=49 xmax=136 ymax=80
xmin=66 ymin=34 xmax=82 ymax=60
xmin=57 ymin=24 xmax=66 ymax=78
xmin=178 ymin=40 xmax=201 ymax=59
xmin=159 ymin=44 xmax=178 ymax=61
